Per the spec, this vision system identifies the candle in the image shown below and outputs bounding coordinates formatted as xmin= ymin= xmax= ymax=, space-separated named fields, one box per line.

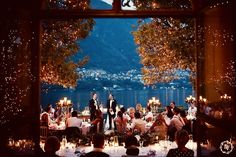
xmin=60 ymin=100 xmax=64 ymax=105
xmin=15 ymin=141 xmax=20 ymax=147
xmin=63 ymin=97 xmax=67 ymax=102
xmin=199 ymin=96 xmax=203 ymax=100
xmin=220 ymin=94 xmax=231 ymax=100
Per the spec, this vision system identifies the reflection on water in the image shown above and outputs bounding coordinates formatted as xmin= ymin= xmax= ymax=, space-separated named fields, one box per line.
xmin=41 ymin=88 xmax=194 ymax=110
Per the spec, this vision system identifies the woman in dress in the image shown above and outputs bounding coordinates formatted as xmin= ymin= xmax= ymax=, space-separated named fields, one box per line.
xmin=90 ymin=109 xmax=103 ymax=133
xmin=114 ymin=111 xmax=128 ymax=134
xmin=149 ymin=114 xmax=168 ymax=140
xmin=166 ymin=129 xmax=194 ymax=157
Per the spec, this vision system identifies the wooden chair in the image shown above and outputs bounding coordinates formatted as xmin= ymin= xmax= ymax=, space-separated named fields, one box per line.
xmin=40 ymin=126 xmax=48 ymax=142
xmin=65 ymin=127 xmax=81 ymax=142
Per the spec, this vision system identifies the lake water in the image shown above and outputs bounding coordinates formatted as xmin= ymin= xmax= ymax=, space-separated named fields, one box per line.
xmin=41 ymin=88 xmax=195 ymax=111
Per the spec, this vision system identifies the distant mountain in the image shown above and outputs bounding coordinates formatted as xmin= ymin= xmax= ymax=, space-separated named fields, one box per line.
xmin=90 ymin=0 xmax=113 ymax=9
xmin=70 ymin=0 xmax=192 ymax=90
xmin=75 ymin=0 xmax=141 ymax=73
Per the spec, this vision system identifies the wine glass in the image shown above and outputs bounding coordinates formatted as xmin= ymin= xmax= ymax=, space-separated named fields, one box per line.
xmin=189 ymin=134 xmax=193 ymax=142
xmin=139 ymin=140 xmax=144 ymax=147
xmin=109 ymin=137 xmax=114 ymax=146
xmin=163 ymin=135 xmax=169 ymax=150
xmin=155 ymin=136 xmax=159 ymax=143
xmin=104 ymin=139 xmax=109 ymax=147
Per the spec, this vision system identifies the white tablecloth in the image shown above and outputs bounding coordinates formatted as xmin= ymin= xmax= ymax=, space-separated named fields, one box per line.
xmin=56 ymin=140 xmax=197 ymax=157
xmin=80 ymin=122 xmax=91 ymax=135
xmin=49 ymin=122 xmax=91 ymax=135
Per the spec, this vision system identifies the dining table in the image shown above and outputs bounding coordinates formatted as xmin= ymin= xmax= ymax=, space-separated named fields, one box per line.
xmin=54 ymin=140 xmax=197 ymax=157
xmin=48 ymin=121 xmax=91 ymax=136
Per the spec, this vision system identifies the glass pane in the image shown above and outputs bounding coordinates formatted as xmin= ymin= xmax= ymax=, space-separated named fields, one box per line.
xmin=121 ymin=0 xmax=137 ymax=10
xmin=91 ymin=0 xmax=113 ymax=10
xmin=122 ymin=0 xmax=192 ymax=10
xmin=45 ymin=0 xmax=92 ymax=10
xmin=44 ymin=0 xmax=114 ymax=10
xmin=43 ymin=0 xmax=193 ymax=11
xmin=41 ymin=17 xmax=196 ymax=110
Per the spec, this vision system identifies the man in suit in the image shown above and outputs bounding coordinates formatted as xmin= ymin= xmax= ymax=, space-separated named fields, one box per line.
xmin=106 ymin=94 xmax=117 ymax=130
xmin=89 ymin=93 xmax=99 ymax=121
xmin=170 ymin=101 xmax=179 ymax=114
xmin=84 ymin=133 xmax=109 ymax=157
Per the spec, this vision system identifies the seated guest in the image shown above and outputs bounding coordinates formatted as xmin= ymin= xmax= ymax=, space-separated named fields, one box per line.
xmin=54 ymin=106 xmax=62 ymax=119
xmin=149 ymin=114 xmax=167 ymax=140
xmin=170 ymin=101 xmax=178 ymax=113
xmin=168 ymin=107 xmax=185 ymax=141
xmin=144 ymin=106 xmax=154 ymax=131
xmin=166 ymin=129 xmax=194 ymax=157
xmin=65 ymin=111 xmax=82 ymax=141
xmin=145 ymin=106 xmax=153 ymax=122
xmin=91 ymin=109 xmax=103 ymax=133
xmin=135 ymin=103 xmax=143 ymax=117
xmin=128 ymin=107 xmax=135 ymax=122
xmin=130 ymin=112 xmax=146 ymax=134
xmin=114 ymin=111 xmax=128 ymax=134
xmin=162 ymin=105 xmax=174 ymax=125
xmin=40 ymin=106 xmax=52 ymax=126
xmin=44 ymin=136 xmax=61 ymax=157
xmin=124 ymin=135 xmax=139 ymax=156
xmin=84 ymin=133 xmax=109 ymax=157
xmin=56 ymin=115 xmax=65 ymax=129
xmin=56 ymin=115 xmax=62 ymax=125
xmin=187 ymin=102 xmax=197 ymax=120
xmin=120 ymin=107 xmax=131 ymax=121
xmin=66 ymin=110 xmax=82 ymax=128
xmin=180 ymin=110 xmax=191 ymax=134
xmin=49 ymin=104 xmax=55 ymax=120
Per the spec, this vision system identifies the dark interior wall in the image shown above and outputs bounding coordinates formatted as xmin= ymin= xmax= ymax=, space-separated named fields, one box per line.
xmin=196 ymin=2 xmax=236 ymax=154
xmin=195 ymin=3 xmax=236 ymax=156
xmin=0 ymin=1 xmax=41 ymax=153
xmin=200 ymin=3 xmax=235 ymax=104
xmin=0 ymin=18 xmax=31 ymax=135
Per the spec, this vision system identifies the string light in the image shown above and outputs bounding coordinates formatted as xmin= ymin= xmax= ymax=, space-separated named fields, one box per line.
xmin=41 ymin=18 xmax=94 ymax=88
xmin=208 ymin=60 xmax=236 ymax=88
xmin=0 ymin=26 xmax=33 ymax=125
xmin=209 ymin=0 xmax=230 ymax=9
xmin=133 ymin=0 xmax=234 ymax=86
xmin=47 ymin=0 xmax=90 ymax=10
xmin=133 ymin=0 xmax=192 ymax=10
xmin=197 ymin=25 xmax=234 ymax=47
xmin=133 ymin=17 xmax=196 ymax=85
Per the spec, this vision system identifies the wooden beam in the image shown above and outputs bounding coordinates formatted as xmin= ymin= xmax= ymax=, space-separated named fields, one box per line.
xmin=31 ymin=0 xmax=42 ymax=153
xmin=40 ymin=9 xmax=197 ymax=19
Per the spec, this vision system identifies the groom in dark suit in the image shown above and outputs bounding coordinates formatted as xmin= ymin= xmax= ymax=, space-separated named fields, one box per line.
xmin=106 ymin=94 xmax=117 ymax=130
xmin=89 ymin=93 xmax=99 ymax=121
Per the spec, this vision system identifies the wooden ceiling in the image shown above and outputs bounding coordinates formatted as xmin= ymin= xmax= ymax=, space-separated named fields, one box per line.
xmin=0 ymin=0 xmax=234 ymax=19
